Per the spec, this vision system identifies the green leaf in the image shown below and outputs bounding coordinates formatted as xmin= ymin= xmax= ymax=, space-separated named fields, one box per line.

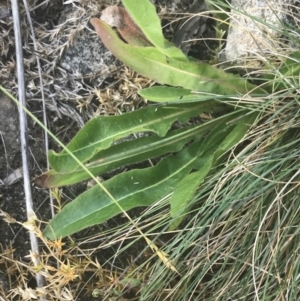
xmin=212 ymin=112 xmax=257 ymax=163
xmin=90 ymin=18 xmax=259 ymax=95
xmin=43 ymin=141 xmax=203 ymax=240
xmin=169 ymin=156 xmax=214 ymax=230
xmin=139 ymin=86 xmax=205 ymax=102
xmin=122 ymin=0 xmax=188 ymax=61
xmin=169 ymin=112 xmax=257 ymax=229
xmin=264 ymin=51 xmax=300 ymax=92
xmin=139 ymin=86 xmax=244 ymax=104
xmin=48 ymin=102 xmax=215 ymax=173
xmin=37 ymin=117 xmax=228 ymax=188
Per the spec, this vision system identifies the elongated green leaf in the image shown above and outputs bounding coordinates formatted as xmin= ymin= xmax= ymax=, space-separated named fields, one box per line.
xmin=43 ymin=141 xmax=203 ymax=240
xmin=49 ymin=102 xmax=215 ymax=173
xmin=122 ymin=0 xmax=188 ymax=61
xmin=91 ymin=18 xmax=259 ymax=95
xmin=200 ymin=116 xmax=238 ymax=154
xmin=169 ymin=156 xmax=214 ymax=230
xmin=169 ymin=112 xmax=257 ymax=229
xmin=122 ymin=0 xmax=163 ymax=46
xmin=37 ymin=117 xmax=229 ymax=188
xmin=168 ymin=121 xmax=235 ymax=229
xmin=101 ymin=6 xmax=152 ymax=47
xmin=264 ymin=51 xmax=300 ymax=92
xmin=139 ymin=86 xmax=204 ymax=102
xmin=36 ymin=126 xmax=196 ymax=188
xmin=139 ymin=87 xmax=242 ymax=104
xmin=278 ymin=51 xmax=300 ymax=76
xmin=212 ymin=112 xmax=257 ymax=164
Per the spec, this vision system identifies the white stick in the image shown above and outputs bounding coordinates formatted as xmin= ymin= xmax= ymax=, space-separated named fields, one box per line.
xmin=10 ymin=0 xmax=45 ymax=297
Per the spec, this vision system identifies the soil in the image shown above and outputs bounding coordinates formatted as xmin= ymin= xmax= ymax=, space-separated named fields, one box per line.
xmin=0 ymin=0 xmax=216 ymax=299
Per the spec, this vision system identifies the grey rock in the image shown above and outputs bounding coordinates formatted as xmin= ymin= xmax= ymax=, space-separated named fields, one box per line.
xmin=58 ymin=5 xmax=118 ymax=79
xmin=59 ymin=28 xmax=117 ymax=77
xmin=225 ymin=0 xmax=300 ymax=62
